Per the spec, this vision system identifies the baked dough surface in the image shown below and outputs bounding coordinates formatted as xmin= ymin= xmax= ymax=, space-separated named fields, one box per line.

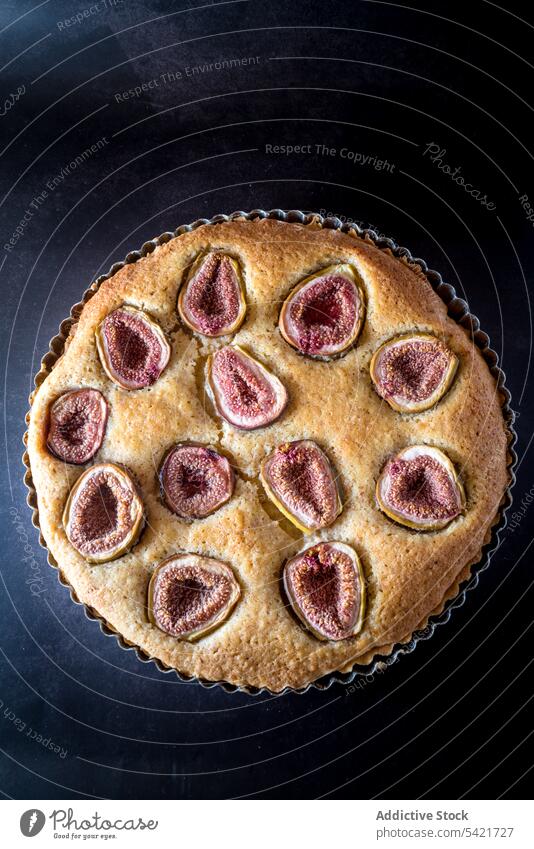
xmin=27 ymin=218 xmax=510 ymax=691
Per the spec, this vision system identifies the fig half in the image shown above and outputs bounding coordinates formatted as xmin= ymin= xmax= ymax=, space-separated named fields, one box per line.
xmin=159 ymin=443 xmax=234 ymax=519
xmin=47 ymin=388 xmax=108 ymax=465
xmin=260 ymin=440 xmax=342 ymax=533
xmin=279 ymin=263 xmax=365 ymax=358
xmin=148 ymin=553 xmax=241 ymax=640
xmin=376 ymin=445 xmax=466 ymax=531
xmin=96 ymin=305 xmax=171 ymax=390
xmin=370 ymin=333 xmax=458 ymax=413
xmin=284 ymin=541 xmax=365 ymax=641
xmin=178 ymin=251 xmax=246 ymax=337
xmin=206 ymin=344 xmax=288 ymax=430
xmin=63 ymin=463 xmax=145 ymax=562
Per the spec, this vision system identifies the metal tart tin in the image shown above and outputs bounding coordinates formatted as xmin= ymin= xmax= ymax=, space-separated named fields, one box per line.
xmin=23 ymin=209 xmax=517 ymax=696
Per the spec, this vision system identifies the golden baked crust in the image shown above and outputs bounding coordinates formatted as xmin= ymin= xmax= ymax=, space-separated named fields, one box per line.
xmin=26 ymin=218 xmax=510 ymax=691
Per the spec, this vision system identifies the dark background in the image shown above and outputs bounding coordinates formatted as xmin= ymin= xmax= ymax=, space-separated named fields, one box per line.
xmin=1 ymin=0 xmax=533 ymax=800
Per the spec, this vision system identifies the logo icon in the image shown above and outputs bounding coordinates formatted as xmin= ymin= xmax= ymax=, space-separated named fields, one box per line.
xmin=20 ymin=810 xmax=45 ymax=837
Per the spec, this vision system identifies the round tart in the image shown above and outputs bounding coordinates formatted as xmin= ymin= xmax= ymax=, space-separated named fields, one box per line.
xmin=26 ymin=217 xmax=511 ymax=692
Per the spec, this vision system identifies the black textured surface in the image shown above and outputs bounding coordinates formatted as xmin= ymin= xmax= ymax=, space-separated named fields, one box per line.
xmin=1 ymin=0 xmax=533 ymax=800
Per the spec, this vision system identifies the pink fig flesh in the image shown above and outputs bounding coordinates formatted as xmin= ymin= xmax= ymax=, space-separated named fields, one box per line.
xmin=280 ymin=264 xmax=364 ymax=357
xmin=47 ymin=388 xmax=108 ymax=464
xmin=149 ymin=554 xmax=240 ymax=640
xmin=160 ymin=443 xmax=234 ymax=519
xmin=284 ymin=542 xmax=365 ymax=640
xmin=371 ymin=334 xmax=458 ymax=412
xmin=178 ymin=252 xmax=246 ymax=337
xmin=96 ymin=306 xmax=170 ymax=390
xmin=260 ymin=440 xmax=342 ymax=532
xmin=376 ymin=446 xmax=465 ymax=530
xmin=207 ymin=345 xmax=288 ymax=430
xmin=63 ymin=463 xmax=144 ymax=562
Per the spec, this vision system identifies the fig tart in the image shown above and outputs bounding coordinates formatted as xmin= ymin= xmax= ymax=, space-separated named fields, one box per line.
xmin=26 ymin=217 xmax=511 ymax=692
